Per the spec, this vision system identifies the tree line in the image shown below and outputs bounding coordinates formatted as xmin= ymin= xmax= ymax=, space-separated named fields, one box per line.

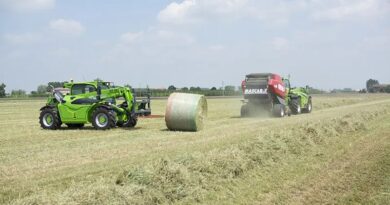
xmin=0 ymin=78 xmax=388 ymax=98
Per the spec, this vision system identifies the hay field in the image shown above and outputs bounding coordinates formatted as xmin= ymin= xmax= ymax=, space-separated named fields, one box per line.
xmin=1 ymin=94 xmax=390 ymax=204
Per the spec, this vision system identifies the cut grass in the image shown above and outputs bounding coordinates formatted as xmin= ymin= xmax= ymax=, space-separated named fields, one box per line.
xmin=0 ymin=94 xmax=389 ymax=204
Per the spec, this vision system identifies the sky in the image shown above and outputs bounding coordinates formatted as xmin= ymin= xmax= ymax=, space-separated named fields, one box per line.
xmin=0 ymin=0 xmax=389 ymax=92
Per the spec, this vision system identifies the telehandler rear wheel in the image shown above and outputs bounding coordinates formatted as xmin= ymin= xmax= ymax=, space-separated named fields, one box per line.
xmin=91 ymin=108 xmax=116 ymax=130
xmin=39 ymin=108 xmax=62 ymax=130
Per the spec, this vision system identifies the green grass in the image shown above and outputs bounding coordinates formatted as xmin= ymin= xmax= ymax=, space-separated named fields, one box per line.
xmin=0 ymin=94 xmax=390 ymax=204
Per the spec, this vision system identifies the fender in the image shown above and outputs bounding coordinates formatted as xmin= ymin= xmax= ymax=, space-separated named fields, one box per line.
xmin=39 ymin=105 xmax=56 ymax=111
xmin=97 ymin=104 xmax=114 ymax=111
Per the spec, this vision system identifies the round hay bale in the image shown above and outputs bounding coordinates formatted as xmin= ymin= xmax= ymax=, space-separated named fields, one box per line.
xmin=165 ymin=93 xmax=207 ymax=132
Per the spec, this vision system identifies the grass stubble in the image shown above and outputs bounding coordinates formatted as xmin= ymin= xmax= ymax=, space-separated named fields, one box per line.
xmin=0 ymin=94 xmax=389 ymax=204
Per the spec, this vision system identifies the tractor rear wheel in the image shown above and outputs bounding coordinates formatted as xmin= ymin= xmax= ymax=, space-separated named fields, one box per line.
xmin=291 ymin=98 xmax=301 ymax=114
xmin=66 ymin=123 xmax=85 ymax=129
xmin=303 ymin=99 xmax=312 ymax=113
xmin=39 ymin=107 xmax=62 ymax=130
xmin=91 ymin=108 xmax=116 ymax=130
xmin=273 ymin=104 xmax=285 ymax=118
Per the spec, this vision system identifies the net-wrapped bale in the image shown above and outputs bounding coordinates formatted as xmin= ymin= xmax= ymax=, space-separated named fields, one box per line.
xmin=165 ymin=93 xmax=207 ymax=132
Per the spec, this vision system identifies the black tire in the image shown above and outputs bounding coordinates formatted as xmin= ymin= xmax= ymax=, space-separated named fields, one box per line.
xmin=240 ymin=104 xmax=249 ymax=117
xmin=66 ymin=123 xmax=85 ymax=129
xmin=290 ymin=98 xmax=301 ymax=114
xmin=91 ymin=107 xmax=117 ymax=130
xmin=273 ymin=104 xmax=285 ymax=118
xmin=303 ymin=98 xmax=312 ymax=113
xmin=117 ymin=113 xmax=137 ymax=128
xmin=39 ymin=107 xmax=62 ymax=130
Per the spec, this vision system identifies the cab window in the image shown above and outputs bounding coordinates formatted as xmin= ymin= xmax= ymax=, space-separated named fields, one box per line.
xmin=71 ymin=84 xmax=96 ymax=95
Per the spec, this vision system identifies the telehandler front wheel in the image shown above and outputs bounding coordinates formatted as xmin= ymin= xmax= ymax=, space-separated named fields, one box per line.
xmin=92 ymin=108 xmax=116 ymax=130
xmin=39 ymin=108 xmax=62 ymax=130
xmin=118 ymin=116 xmax=137 ymax=128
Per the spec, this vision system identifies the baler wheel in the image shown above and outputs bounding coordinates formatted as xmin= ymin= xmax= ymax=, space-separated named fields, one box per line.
xmin=273 ymin=104 xmax=285 ymax=118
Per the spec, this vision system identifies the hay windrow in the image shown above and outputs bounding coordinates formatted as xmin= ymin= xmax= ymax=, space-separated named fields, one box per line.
xmin=115 ymin=106 xmax=390 ymax=204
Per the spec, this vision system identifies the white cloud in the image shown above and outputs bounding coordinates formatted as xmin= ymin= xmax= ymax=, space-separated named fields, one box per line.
xmin=49 ymin=19 xmax=85 ymax=35
xmin=158 ymin=0 xmax=198 ymax=24
xmin=158 ymin=0 xmax=249 ymax=25
xmin=0 ymin=0 xmax=55 ymax=11
xmin=3 ymin=33 xmax=41 ymax=44
xmin=311 ymin=0 xmax=388 ymax=21
xmin=272 ymin=37 xmax=289 ymax=50
xmin=120 ymin=32 xmax=143 ymax=44
xmin=157 ymin=0 xmax=389 ymax=26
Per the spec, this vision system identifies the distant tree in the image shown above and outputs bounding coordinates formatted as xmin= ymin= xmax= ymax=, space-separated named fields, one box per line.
xmin=37 ymin=85 xmax=48 ymax=94
xmin=0 ymin=83 xmax=6 ymax=98
xmin=168 ymin=85 xmax=176 ymax=91
xmin=306 ymin=86 xmax=326 ymax=94
xmin=11 ymin=89 xmax=26 ymax=97
xmin=181 ymin=87 xmax=189 ymax=91
xmin=124 ymin=84 xmax=132 ymax=89
xmin=224 ymin=85 xmax=236 ymax=91
xmin=47 ymin=81 xmax=67 ymax=92
xmin=94 ymin=78 xmax=103 ymax=82
xmin=358 ymin=89 xmax=367 ymax=93
xmin=210 ymin=87 xmax=217 ymax=91
xmin=366 ymin=79 xmax=379 ymax=93
xmin=385 ymin=85 xmax=390 ymax=93
xmin=331 ymin=88 xmax=356 ymax=93
xmin=190 ymin=87 xmax=201 ymax=92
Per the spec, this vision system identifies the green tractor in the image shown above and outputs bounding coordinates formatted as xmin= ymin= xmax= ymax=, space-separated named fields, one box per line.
xmin=283 ymin=78 xmax=312 ymax=115
xmin=39 ymin=81 xmax=151 ymax=130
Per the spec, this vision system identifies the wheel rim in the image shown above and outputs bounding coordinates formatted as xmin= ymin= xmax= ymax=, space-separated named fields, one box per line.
xmin=281 ymin=108 xmax=285 ymax=117
xmin=308 ymin=103 xmax=312 ymax=111
xmin=96 ymin=113 xmax=108 ymax=127
xmin=43 ymin=113 xmax=54 ymax=127
xmin=297 ymin=105 xmax=301 ymax=113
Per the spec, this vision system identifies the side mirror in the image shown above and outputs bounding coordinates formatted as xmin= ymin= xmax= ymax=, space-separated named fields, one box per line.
xmin=97 ymin=86 xmax=101 ymax=100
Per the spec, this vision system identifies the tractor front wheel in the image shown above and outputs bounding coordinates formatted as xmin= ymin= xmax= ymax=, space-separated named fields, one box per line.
xmin=91 ymin=108 xmax=116 ymax=130
xmin=291 ymin=98 xmax=302 ymax=115
xmin=39 ymin=108 xmax=62 ymax=130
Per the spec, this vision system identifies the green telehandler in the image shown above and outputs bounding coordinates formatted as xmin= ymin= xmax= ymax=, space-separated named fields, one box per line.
xmin=39 ymin=81 xmax=151 ymax=130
